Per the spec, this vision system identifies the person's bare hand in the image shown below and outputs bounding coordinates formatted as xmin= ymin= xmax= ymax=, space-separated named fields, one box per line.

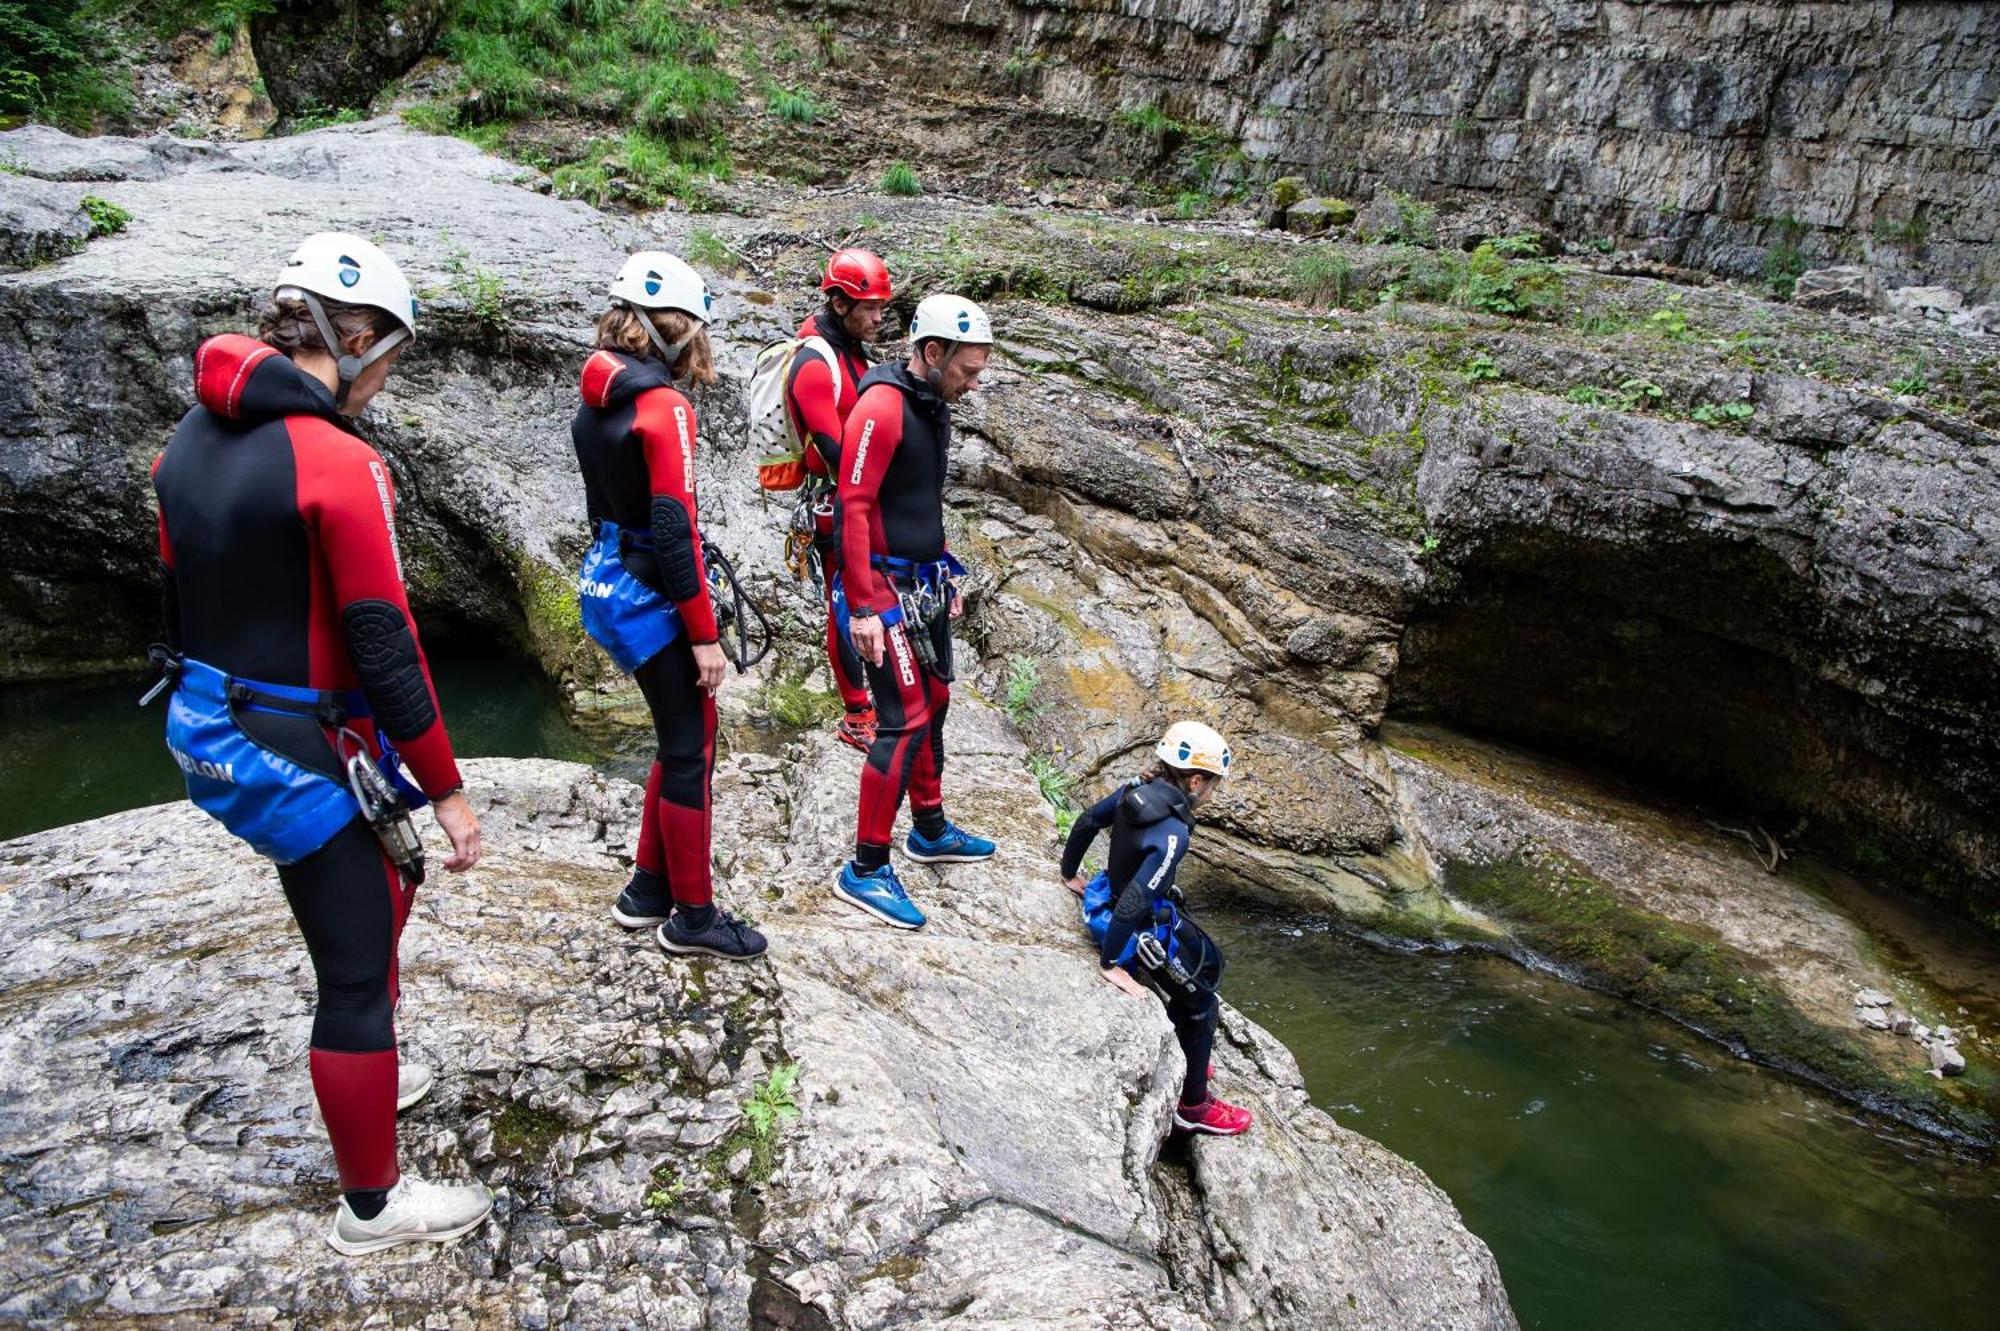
xmin=692 ymin=641 xmax=728 ymax=693
xmin=850 ymin=615 xmax=886 ymax=666
xmin=1101 ymin=965 xmax=1148 ymax=998
xmin=949 ymin=590 xmax=965 ymax=620
xmin=434 ymin=792 xmax=482 ymax=872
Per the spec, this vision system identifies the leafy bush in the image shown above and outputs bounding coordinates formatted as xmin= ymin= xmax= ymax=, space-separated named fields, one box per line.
xmin=1690 ymin=401 xmax=1755 ymax=424
xmin=684 ymin=227 xmax=730 ymax=269
xmin=1458 ymin=240 xmax=1561 ymax=318
xmin=1646 ymin=294 xmax=1693 ymax=341
xmin=445 ymin=245 xmax=510 ymax=334
xmin=1461 ymin=351 xmax=1500 ymax=383
xmin=1615 ymin=377 xmax=1666 ymax=411
xmin=80 ymin=194 xmax=131 ymax=238
xmin=881 ymin=160 xmax=921 ymax=196
xmin=0 ymin=2 xmax=129 ymax=129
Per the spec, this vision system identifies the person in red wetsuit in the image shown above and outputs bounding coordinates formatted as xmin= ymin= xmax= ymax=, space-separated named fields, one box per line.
xmin=150 ymin=233 xmax=492 ymax=1255
xmin=830 ymin=294 xmax=1000 ymax=930
xmin=783 ymin=248 xmax=891 ymax=752
xmin=572 ymin=251 xmax=767 ymax=962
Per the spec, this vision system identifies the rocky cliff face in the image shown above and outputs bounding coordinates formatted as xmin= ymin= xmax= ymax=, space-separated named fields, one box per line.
xmin=796 ymin=0 xmax=2000 ymax=294
xmin=0 ymin=710 xmax=1516 ymax=1328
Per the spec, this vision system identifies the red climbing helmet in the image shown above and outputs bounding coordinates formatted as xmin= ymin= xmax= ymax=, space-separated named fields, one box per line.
xmin=821 ymin=248 xmax=893 ymax=302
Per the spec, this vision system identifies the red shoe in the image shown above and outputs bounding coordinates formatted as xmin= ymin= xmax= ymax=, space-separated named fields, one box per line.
xmin=1174 ymin=1095 xmax=1253 ymax=1136
xmin=836 ymin=709 xmax=876 ymax=752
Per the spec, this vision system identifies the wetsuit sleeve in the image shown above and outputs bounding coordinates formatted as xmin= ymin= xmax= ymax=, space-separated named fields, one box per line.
xmin=788 ymin=351 xmax=841 ymax=474
xmin=1059 ymin=786 xmax=1124 ymax=880
xmin=838 ymin=389 xmax=904 ymax=614
xmin=151 ymin=454 xmax=180 ymax=651
xmin=635 ymin=387 xmax=720 ymax=644
xmin=1101 ymin=825 xmax=1187 ymax=968
xmin=298 ymin=428 xmax=463 ymax=799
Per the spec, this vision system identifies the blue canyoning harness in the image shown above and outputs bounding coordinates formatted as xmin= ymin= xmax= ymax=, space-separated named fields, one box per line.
xmin=831 ymin=552 xmax=965 ymax=668
xmin=579 ymin=520 xmax=683 ymax=673
xmin=1080 ymin=869 xmax=1188 ymax=970
xmin=146 ymin=651 xmax=425 ymax=867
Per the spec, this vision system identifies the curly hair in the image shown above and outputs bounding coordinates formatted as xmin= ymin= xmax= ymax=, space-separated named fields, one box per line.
xmin=593 ymin=305 xmax=716 ymax=384
xmin=256 ymin=296 xmax=402 ymax=356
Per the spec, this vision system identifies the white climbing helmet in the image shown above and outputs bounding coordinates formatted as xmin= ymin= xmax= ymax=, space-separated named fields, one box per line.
xmin=273 ymin=232 xmax=418 ymax=408
xmin=909 ymin=293 xmax=993 ymax=348
xmin=609 ymin=251 xmax=712 ymax=320
xmin=1155 ymin=720 xmax=1232 ymax=779
xmin=608 ymin=250 xmax=712 ymax=369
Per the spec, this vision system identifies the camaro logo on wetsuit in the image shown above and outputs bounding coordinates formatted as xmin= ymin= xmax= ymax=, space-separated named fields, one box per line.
xmin=850 ymin=419 xmax=875 ymax=486
xmin=367 ymin=460 xmax=404 ymax=581
xmin=169 ymin=743 xmax=235 ymax=784
xmin=673 ymin=405 xmax=694 ymax=491
xmin=890 ymin=623 xmax=915 ymax=687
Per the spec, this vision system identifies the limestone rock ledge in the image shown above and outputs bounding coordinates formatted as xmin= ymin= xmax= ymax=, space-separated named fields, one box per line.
xmin=0 ymin=699 xmax=1513 ymax=1330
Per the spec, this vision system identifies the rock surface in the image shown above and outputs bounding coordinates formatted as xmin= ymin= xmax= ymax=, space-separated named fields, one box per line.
xmin=250 ymin=1 xmax=448 ymax=120
xmin=793 ymin=0 xmax=2000 ymax=292
xmin=0 ymin=701 xmax=1516 ymax=1329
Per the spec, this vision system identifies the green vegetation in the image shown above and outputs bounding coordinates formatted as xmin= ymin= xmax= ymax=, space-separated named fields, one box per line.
xmin=0 ymin=2 xmax=128 ymax=129
xmin=402 ymin=0 xmax=735 ymax=210
xmin=492 ymin=1098 xmax=568 ymax=1155
xmin=1690 ymin=400 xmax=1755 ymax=424
xmin=644 ymin=1160 xmax=685 ymax=1214
xmin=710 ymin=1062 xmax=801 ymax=1187
xmin=445 ymin=244 xmax=511 ymax=334
xmin=1567 ymin=378 xmax=1667 ymax=413
xmin=1458 ymin=238 xmax=1561 ymax=318
xmin=1889 ymin=364 xmax=1927 ymax=397
xmin=1761 ymin=214 xmax=1808 ymax=300
xmin=1872 ymin=214 xmax=1928 ymax=246
xmin=881 ymin=160 xmax=921 ymax=196
xmin=685 ymin=226 xmax=730 ymax=269
xmin=79 ymin=194 xmax=130 ymax=238
xmin=1116 ymin=102 xmax=1182 ymax=136
xmin=1647 ymin=294 xmax=1693 ymax=342
xmin=1026 ymin=751 xmax=1079 ymax=837
xmin=1289 ymin=250 xmax=1352 ymax=309
xmin=766 ymin=85 xmax=822 ymax=125
xmin=809 ymin=17 xmax=844 ymax=68
xmin=287 ymin=100 xmax=365 ymax=133
xmin=1461 ymin=351 xmax=1500 ymax=383
xmin=764 ymin=670 xmax=842 ymax=730
xmin=1003 ymin=656 xmax=1040 ymax=728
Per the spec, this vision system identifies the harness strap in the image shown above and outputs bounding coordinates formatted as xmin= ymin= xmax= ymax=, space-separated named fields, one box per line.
xmin=224 ymin=677 xmax=366 ymax=729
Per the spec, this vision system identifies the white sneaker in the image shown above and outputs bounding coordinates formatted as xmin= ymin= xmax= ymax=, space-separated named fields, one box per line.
xmin=396 ymin=1062 xmax=434 ymax=1112
xmin=326 ymin=1175 xmax=494 ymax=1256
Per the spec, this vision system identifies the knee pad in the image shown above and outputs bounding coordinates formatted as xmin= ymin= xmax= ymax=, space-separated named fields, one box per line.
xmin=656 ymin=748 xmax=709 ymax=808
xmin=311 ymin=977 xmax=395 ymax=1053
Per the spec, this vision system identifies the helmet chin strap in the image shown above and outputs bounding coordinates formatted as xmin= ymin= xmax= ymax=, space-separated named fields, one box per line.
xmin=922 ymin=340 xmax=960 ymax=393
xmin=630 ymin=302 xmax=701 ymax=377
xmin=287 ymin=287 xmax=409 ymax=413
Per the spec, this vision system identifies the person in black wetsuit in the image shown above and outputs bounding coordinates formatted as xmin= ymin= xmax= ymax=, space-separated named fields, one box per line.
xmin=151 ymin=232 xmax=493 ymax=1254
xmin=571 ymin=250 xmax=767 ymax=962
xmin=1060 ymin=721 xmax=1254 ymax=1136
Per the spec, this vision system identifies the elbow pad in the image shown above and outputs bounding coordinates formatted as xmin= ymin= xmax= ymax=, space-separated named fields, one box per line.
xmin=649 ymin=496 xmax=702 ymax=603
xmin=341 ymin=599 xmax=438 ymax=740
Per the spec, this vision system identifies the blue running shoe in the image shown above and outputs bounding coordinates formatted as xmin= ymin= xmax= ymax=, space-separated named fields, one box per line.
xmin=904 ymin=821 xmax=997 ymax=865
xmin=833 ymin=861 xmax=927 ymax=930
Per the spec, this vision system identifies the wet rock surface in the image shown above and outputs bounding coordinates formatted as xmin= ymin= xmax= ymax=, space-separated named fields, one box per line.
xmin=0 ymin=703 xmax=1515 ymax=1329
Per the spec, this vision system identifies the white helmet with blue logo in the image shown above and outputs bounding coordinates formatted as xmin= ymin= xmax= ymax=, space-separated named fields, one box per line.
xmin=610 ymin=251 xmax=712 ymax=321
xmin=1155 ymin=720 xmax=1232 ymax=779
xmin=909 ymin=293 xmax=993 ymax=348
xmin=273 ymin=231 xmax=418 ymax=410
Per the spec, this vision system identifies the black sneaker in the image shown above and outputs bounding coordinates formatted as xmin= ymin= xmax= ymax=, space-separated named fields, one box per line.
xmin=657 ymin=909 xmax=768 ymax=961
xmin=612 ymin=869 xmax=671 ymax=929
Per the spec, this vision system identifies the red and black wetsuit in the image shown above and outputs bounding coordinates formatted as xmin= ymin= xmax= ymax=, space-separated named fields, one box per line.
xmin=783 ymin=309 xmax=871 ymax=712
xmin=152 ymin=333 xmax=461 ymax=1199
xmin=838 ymin=361 xmax=959 ymax=864
xmin=571 ymin=348 xmax=720 ymax=908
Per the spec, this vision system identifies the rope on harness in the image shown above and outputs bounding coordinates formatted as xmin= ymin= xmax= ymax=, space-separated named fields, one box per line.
xmin=703 ymin=540 xmax=774 ymax=673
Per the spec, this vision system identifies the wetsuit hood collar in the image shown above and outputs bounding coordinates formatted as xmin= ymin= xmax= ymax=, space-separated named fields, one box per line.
xmin=193 ymin=333 xmax=344 ymax=425
xmin=1122 ymin=776 xmax=1194 ymax=829
xmin=580 ymin=348 xmax=674 ymax=410
xmin=859 ymin=359 xmax=944 ymax=410
xmin=810 ymin=306 xmax=868 ymax=363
